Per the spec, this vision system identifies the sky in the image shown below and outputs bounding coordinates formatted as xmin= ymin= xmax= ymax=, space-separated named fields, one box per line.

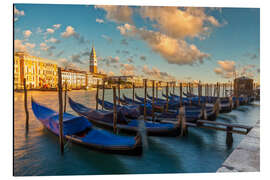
xmin=14 ymin=4 xmax=260 ymax=83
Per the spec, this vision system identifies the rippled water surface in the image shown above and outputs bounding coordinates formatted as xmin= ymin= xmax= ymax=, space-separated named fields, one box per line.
xmin=14 ymin=89 xmax=260 ymax=176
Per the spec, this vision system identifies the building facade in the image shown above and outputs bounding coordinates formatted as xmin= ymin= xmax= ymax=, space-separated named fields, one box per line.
xmin=14 ymin=52 xmax=58 ymax=89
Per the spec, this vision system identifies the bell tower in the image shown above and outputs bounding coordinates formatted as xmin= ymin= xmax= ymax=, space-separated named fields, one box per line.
xmin=89 ymin=44 xmax=97 ymax=73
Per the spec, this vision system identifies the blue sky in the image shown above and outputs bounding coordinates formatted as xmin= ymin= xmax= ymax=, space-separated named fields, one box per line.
xmin=14 ymin=4 xmax=260 ymax=83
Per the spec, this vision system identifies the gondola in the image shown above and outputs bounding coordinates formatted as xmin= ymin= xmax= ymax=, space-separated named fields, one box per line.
xmin=97 ymin=98 xmax=140 ymax=119
xmin=123 ymin=94 xmax=218 ymax=121
xmin=134 ymin=93 xmax=164 ymax=112
xmin=69 ymin=97 xmax=181 ymax=137
xmin=31 ymin=98 xmax=142 ymax=156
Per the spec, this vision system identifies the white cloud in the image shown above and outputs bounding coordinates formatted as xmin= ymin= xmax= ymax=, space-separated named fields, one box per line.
xmin=25 ymin=42 xmax=36 ymax=49
xmin=139 ymin=7 xmax=221 ymax=39
xmin=217 ymin=60 xmax=236 ymax=72
xmin=45 ymin=37 xmax=60 ymax=44
xmin=117 ymin=24 xmax=210 ymax=65
xmin=53 ymin=24 xmax=61 ymax=29
xmin=61 ymin=26 xmax=76 ymax=38
xmin=142 ymin=65 xmax=175 ymax=80
xmin=96 ymin=18 xmax=104 ymax=24
xmin=14 ymin=6 xmax=25 ymax=21
xmin=95 ymin=5 xmax=133 ymax=24
xmin=14 ymin=40 xmax=35 ymax=52
xmin=120 ymin=64 xmax=136 ymax=76
xmin=46 ymin=28 xmax=55 ymax=34
xmin=23 ymin=30 xmax=32 ymax=38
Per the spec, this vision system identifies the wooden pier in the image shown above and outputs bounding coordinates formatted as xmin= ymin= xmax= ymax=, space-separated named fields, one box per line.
xmin=161 ymin=118 xmax=252 ymax=145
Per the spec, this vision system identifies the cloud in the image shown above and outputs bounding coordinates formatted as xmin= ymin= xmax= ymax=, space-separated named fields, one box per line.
xmin=140 ymin=56 xmax=146 ymax=61
xmin=40 ymin=42 xmax=56 ymax=56
xmin=117 ymin=24 xmax=210 ymax=65
xmin=14 ymin=39 xmax=35 ymax=52
xmin=214 ymin=60 xmax=236 ymax=79
xmin=23 ymin=30 xmax=32 ymax=38
xmin=101 ymin=34 xmax=112 ymax=43
xmin=53 ymin=24 xmax=61 ymax=29
xmin=71 ymin=54 xmax=84 ymax=64
xmin=55 ymin=50 xmax=64 ymax=58
xmin=121 ymin=39 xmax=128 ymax=46
xmin=95 ymin=5 xmax=133 ymax=24
xmin=96 ymin=18 xmax=104 ymax=24
xmin=46 ymin=28 xmax=55 ymax=34
xmin=122 ymin=50 xmax=129 ymax=55
xmin=58 ymin=58 xmax=80 ymax=70
xmin=217 ymin=60 xmax=235 ymax=72
xmin=25 ymin=42 xmax=36 ymax=49
xmin=14 ymin=6 xmax=25 ymax=21
xmin=61 ymin=25 xmax=88 ymax=44
xmin=142 ymin=65 xmax=175 ymax=80
xmin=120 ymin=63 xmax=136 ymax=76
xmin=127 ymin=57 xmax=134 ymax=63
xmin=36 ymin=27 xmax=42 ymax=34
xmin=45 ymin=37 xmax=61 ymax=44
xmin=139 ymin=7 xmax=221 ymax=39
xmin=61 ymin=26 xmax=76 ymax=38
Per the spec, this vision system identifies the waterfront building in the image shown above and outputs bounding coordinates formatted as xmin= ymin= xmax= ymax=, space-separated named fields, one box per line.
xmin=14 ymin=52 xmax=58 ymax=89
xmin=234 ymin=76 xmax=254 ymax=97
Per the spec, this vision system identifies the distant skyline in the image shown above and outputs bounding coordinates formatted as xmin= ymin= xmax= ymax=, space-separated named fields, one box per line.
xmin=14 ymin=4 xmax=260 ymax=83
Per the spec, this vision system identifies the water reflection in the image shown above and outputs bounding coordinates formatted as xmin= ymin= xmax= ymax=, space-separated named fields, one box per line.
xmin=14 ymin=90 xmax=259 ymax=175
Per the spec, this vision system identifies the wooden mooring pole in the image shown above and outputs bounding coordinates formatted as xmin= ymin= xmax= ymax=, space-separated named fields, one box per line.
xmin=57 ymin=67 xmax=64 ymax=155
xmin=102 ymin=80 xmax=105 ymax=110
xmin=156 ymin=81 xmax=159 ymax=100
xmin=63 ymin=81 xmax=67 ymax=113
xmin=152 ymin=80 xmax=155 ymax=121
xmin=166 ymin=82 xmax=169 ymax=112
xmin=180 ymin=82 xmax=183 ymax=107
xmin=132 ymin=82 xmax=135 ymax=103
xmin=23 ymin=78 xmax=29 ymax=130
xmin=118 ymin=78 xmax=121 ymax=105
xmin=143 ymin=79 xmax=147 ymax=120
xmin=96 ymin=80 xmax=99 ymax=110
xmin=112 ymin=86 xmax=117 ymax=134
xmin=226 ymin=126 xmax=233 ymax=146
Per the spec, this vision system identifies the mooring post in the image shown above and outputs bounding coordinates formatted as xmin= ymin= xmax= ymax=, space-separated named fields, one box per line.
xmin=152 ymin=80 xmax=155 ymax=121
xmin=23 ymin=78 xmax=29 ymax=130
xmin=113 ymin=86 xmax=117 ymax=134
xmin=102 ymin=80 xmax=105 ymax=110
xmin=166 ymin=82 xmax=169 ymax=112
xmin=64 ymin=81 xmax=67 ymax=113
xmin=180 ymin=82 xmax=183 ymax=107
xmin=180 ymin=107 xmax=187 ymax=136
xmin=132 ymin=82 xmax=135 ymax=103
xmin=95 ymin=80 xmax=99 ymax=110
xmin=173 ymin=81 xmax=175 ymax=95
xmin=156 ymin=81 xmax=159 ymax=100
xmin=143 ymin=79 xmax=147 ymax=120
xmin=57 ymin=67 xmax=64 ymax=155
xmin=198 ymin=82 xmax=201 ymax=105
xmin=118 ymin=77 xmax=120 ymax=105
xmin=226 ymin=126 xmax=233 ymax=146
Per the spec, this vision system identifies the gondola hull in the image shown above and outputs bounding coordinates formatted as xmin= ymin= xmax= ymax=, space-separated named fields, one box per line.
xmin=31 ymin=98 xmax=143 ymax=156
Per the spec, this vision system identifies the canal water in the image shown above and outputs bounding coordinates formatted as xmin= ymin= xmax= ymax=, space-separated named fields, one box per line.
xmin=13 ymin=88 xmax=260 ymax=176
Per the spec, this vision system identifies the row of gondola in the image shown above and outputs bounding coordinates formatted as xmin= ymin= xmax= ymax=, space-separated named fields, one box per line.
xmin=31 ymin=90 xmax=254 ymax=156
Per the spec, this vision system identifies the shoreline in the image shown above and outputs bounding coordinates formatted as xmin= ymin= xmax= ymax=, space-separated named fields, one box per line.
xmin=217 ymin=119 xmax=260 ymax=172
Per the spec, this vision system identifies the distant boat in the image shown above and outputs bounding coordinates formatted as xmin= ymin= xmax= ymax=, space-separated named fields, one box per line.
xmin=31 ymin=98 xmax=142 ymax=155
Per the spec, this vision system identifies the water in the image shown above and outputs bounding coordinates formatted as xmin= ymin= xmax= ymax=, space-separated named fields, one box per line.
xmin=14 ymin=88 xmax=260 ymax=176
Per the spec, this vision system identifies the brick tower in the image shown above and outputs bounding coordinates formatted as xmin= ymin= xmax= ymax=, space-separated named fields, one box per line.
xmin=89 ymin=44 xmax=97 ymax=73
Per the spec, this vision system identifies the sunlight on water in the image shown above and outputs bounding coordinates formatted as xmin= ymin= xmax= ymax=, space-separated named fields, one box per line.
xmin=14 ymin=88 xmax=259 ymax=176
